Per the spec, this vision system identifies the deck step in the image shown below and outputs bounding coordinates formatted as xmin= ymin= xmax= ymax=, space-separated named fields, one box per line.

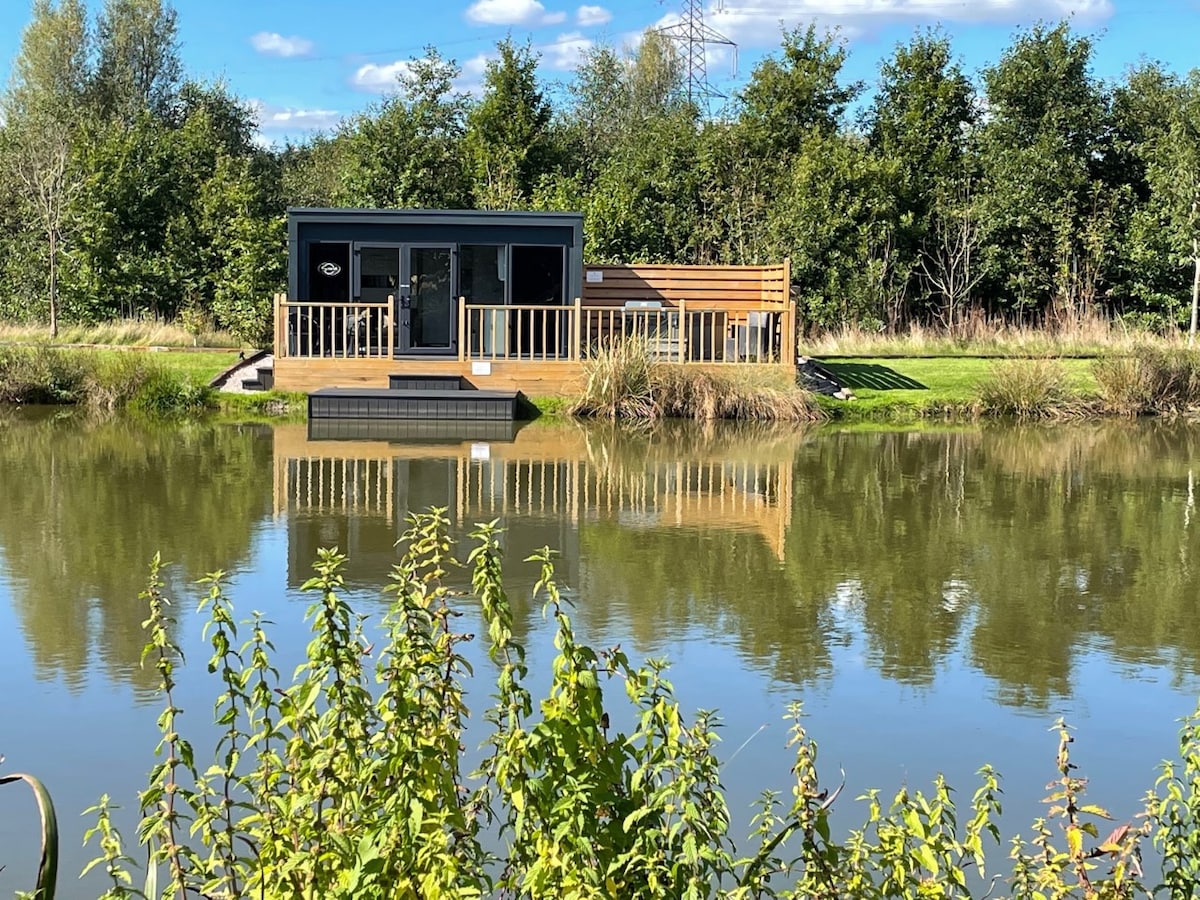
xmin=256 ymin=366 xmax=275 ymax=390
xmin=241 ymin=379 xmax=267 ymax=392
xmin=388 ymin=374 xmax=468 ymax=391
xmin=309 ymin=387 xmax=518 ymax=421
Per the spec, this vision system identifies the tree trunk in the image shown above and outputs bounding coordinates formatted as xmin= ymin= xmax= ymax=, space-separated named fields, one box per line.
xmin=48 ymin=226 xmax=59 ymax=340
xmin=1191 ymin=240 xmax=1199 ymax=346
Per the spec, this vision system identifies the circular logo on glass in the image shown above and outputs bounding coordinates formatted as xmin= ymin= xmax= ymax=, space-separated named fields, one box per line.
xmin=318 ymin=261 xmax=342 ymax=277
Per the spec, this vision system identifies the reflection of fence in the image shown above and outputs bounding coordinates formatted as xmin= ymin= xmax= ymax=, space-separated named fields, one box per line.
xmin=273 ymin=427 xmax=794 ymax=559
xmin=280 ymin=456 xmax=394 ymax=519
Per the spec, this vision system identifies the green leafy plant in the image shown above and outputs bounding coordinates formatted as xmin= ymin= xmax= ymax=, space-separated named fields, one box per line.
xmin=78 ymin=513 xmax=1200 ymax=899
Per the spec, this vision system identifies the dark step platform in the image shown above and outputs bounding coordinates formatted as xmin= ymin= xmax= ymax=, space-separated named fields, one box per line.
xmin=309 ymin=387 xmax=519 ymax=421
xmin=388 ymin=374 xmax=468 ymax=391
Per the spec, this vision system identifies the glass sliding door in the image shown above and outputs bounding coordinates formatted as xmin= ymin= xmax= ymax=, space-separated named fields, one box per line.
xmin=404 ymin=245 xmax=455 ymax=352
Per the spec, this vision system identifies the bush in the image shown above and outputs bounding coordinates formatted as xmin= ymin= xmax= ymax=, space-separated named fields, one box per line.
xmin=976 ymin=358 xmax=1084 ymax=419
xmin=571 ymin=340 xmax=822 ymax=421
xmin=76 ymin=511 xmax=1200 ymax=899
xmin=1094 ymin=347 xmax=1200 ymax=416
xmin=0 ymin=346 xmax=213 ymax=414
xmin=0 ymin=346 xmax=87 ymax=404
xmin=128 ymin=367 xmax=214 ymax=416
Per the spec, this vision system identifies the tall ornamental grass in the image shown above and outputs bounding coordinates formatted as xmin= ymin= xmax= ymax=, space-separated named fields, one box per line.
xmin=975 ymin=359 xmax=1086 ymax=419
xmin=571 ymin=340 xmax=822 ymax=421
xmin=1093 ymin=347 xmax=1200 ymax=416
xmin=44 ymin=510 xmax=1200 ymax=899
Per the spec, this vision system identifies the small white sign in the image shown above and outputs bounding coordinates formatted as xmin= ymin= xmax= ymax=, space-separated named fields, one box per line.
xmin=586 ymin=270 xmax=604 ymax=283
xmin=471 ymin=361 xmax=492 ymax=376
xmin=470 ymin=443 xmax=490 ymax=461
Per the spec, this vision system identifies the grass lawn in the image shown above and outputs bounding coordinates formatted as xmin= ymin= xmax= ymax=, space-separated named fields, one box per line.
xmin=819 ymin=357 xmax=1099 ymax=419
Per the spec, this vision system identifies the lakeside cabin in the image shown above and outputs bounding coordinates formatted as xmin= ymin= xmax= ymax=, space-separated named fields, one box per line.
xmin=272 ymin=207 xmax=796 ymax=404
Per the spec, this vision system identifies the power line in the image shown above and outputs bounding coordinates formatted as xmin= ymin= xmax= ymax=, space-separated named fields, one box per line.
xmin=653 ymin=0 xmax=737 ymax=113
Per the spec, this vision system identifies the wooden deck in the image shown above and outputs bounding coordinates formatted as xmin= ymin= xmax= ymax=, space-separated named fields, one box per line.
xmin=273 ymin=261 xmax=796 ymax=396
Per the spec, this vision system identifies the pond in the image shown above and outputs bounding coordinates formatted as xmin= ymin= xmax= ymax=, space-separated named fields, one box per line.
xmin=1 ymin=410 xmax=1198 ymax=897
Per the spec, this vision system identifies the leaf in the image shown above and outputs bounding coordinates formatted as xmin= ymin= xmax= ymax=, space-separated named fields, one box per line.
xmin=1066 ymin=824 xmax=1083 ymax=858
xmin=0 ymin=772 xmax=58 ymax=900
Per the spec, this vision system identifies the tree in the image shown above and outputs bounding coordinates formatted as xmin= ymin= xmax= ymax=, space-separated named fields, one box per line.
xmin=866 ymin=30 xmax=977 ymax=325
xmin=1 ymin=0 xmax=91 ymax=337
xmin=92 ymin=0 xmax=181 ymax=125
xmin=340 ymin=48 xmax=471 ymax=209
xmin=1141 ymin=73 xmax=1200 ymax=340
xmin=974 ymin=22 xmax=1111 ymax=321
xmin=466 ymin=38 xmax=554 ymax=209
xmin=739 ymin=25 xmax=860 ymax=159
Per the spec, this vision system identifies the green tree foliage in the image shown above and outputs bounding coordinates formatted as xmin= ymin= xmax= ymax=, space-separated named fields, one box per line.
xmin=339 ymin=47 xmax=472 ymax=210
xmin=92 ymin=0 xmax=181 ymax=125
xmin=0 ymin=0 xmax=91 ymax=337
xmin=466 ymin=38 xmax=554 ymax=208
xmin=974 ymin=23 xmax=1115 ymax=321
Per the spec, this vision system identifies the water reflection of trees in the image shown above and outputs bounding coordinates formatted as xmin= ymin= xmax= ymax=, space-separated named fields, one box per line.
xmin=0 ymin=410 xmax=274 ymax=692
xmin=273 ymin=419 xmax=1200 ymax=709
xmin=782 ymin=424 xmax=1200 ymax=707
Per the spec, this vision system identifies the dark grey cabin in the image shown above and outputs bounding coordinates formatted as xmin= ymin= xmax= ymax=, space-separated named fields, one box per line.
xmin=288 ymin=208 xmax=584 ymax=356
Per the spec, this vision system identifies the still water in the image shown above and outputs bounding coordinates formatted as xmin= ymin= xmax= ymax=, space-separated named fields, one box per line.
xmin=1 ymin=409 xmax=1198 ymax=897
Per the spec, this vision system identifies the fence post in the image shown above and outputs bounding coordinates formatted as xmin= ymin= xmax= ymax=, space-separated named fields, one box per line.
xmin=782 ymin=257 xmax=795 ymax=365
xmin=387 ymin=295 xmax=395 ymax=359
xmin=572 ymin=297 xmax=582 ymax=361
xmin=458 ymin=296 xmax=467 ymax=362
xmin=274 ymin=293 xmax=285 ymax=358
xmin=678 ymin=298 xmax=687 ymax=363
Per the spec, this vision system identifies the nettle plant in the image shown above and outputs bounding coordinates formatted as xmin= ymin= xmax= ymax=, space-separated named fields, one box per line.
xmin=78 ymin=510 xmax=1200 ymax=899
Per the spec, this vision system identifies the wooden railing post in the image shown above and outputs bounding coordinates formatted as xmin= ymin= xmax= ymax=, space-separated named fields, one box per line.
xmin=386 ymin=295 xmax=395 ymax=359
xmin=274 ymin=293 xmax=285 ymax=358
xmin=572 ymin=297 xmax=582 ymax=361
xmin=783 ymin=256 xmax=795 ymax=365
xmin=458 ymin=296 xmax=467 ymax=362
xmin=677 ymin=298 xmax=687 ymax=363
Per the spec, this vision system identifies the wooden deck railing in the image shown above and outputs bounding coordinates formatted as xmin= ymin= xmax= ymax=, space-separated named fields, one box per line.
xmin=275 ymin=293 xmax=794 ymax=365
xmin=276 ymin=295 xmax=393 ymax=359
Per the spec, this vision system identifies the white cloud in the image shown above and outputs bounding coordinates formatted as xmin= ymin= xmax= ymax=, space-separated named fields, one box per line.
xmin=577 ymin=4 xmax=612 ymax=26
xmin=709 ymin=0 xmax=1114 ymax=48
xmin=351 ymin=55 xmax=491 ymax=96
xmin=352 ymin=60 xmax=416 ymax=93
xmin=250 ymin=31 xmax=314 ymax=58
xmin=248 ymin=99 xmax=341 ymax=135
xmin=457 ymin=54 xmax=493 ymax=95
xmin=465 ymin=0 xmax=566 ymax=26
xmin=546 ymin=31 xmax=594 ymax=70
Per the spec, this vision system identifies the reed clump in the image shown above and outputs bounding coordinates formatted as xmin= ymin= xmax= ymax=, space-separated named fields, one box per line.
xmin=1093 ymin=346 xmax=1200 ymax=417
xmin=571 ymin=340 xmax=822 ymax=421
xmin=975 ymin=358 xmax=1088 ymax=419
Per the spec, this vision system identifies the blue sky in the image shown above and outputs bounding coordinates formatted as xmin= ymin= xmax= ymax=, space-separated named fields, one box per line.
xmin=0 ymin=0 xmax=1196 ymax=142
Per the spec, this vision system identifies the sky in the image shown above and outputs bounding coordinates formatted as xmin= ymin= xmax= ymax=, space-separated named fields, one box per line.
xmin=0 ymin=0 xmax=1197 ymax=142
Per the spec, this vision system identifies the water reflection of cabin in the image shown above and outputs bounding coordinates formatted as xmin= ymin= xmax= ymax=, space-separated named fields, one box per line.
xmin=275 ymin=208 xmax=795 ymax=394
xmin=273 ymin=424 xmax=794 ymax=587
